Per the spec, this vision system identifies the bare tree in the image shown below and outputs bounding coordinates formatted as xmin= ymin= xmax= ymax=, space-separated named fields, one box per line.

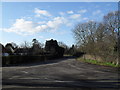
xmin=58 ymin=42 xmax=68 ymax=48
xmin=73 ymin=21 xmax=99 ymax=55
xmin=32 ymin=39 xmax=44 ymax=48
xmin=103 ymin=11 xmax=119 ymax=64
xmin=72 ymin=11 xmax=119 ymax=64
xmin=58 ymin=41 xmax=69 ymax=54
xmin=20 ymin=41 xmax=32 ymax=48
xmin=73 ymin=21 xmax=99 ymax=44
xmin=32 ymin=39 xmax=44 ymax=55
xmin=103 ymin=11 xmax=118 ymax=44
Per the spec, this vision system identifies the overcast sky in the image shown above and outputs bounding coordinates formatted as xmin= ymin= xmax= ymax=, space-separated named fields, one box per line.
xmin=0 ymin=2 xmax=118 ymax=46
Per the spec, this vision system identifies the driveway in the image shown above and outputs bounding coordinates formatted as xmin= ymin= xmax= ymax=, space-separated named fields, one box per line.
xmin=2 ymin=56 xmax=119 ymax=89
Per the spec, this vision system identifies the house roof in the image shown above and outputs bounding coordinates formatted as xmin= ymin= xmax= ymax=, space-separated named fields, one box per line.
xmin=14 ymin=48 xmax=30 ymax=53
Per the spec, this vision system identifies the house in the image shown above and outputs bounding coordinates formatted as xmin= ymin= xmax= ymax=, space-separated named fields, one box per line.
xmin=14 ymin=48 xmax=30 ymax=55
xmin=5 ymin=43 xmax=14 ymax=55
xmin=0 ymin=43 xmax=9 ymax=56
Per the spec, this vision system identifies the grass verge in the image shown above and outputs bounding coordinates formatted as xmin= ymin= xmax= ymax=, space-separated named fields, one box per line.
xmin=77 ymin=57 xmax=120 ymax=67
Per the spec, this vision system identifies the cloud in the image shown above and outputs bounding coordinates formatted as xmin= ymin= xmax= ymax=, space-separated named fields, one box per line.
xmin=70 ymin=14 xmax=81 ymax=19
xmin=1 ymin=16 xmax=69 ymax=35
xmin=2 ymin=19 xmax=42 ymax=35
xmin=34 ymin=8 xmax=51 ymax=17
xmin=37 ymin=21 xmax=46 ymax=24
xmin=46 ymin=17 xmax=68 ymax=31
xmin=59 ymin=12 xmax=65 ymax=16
xmin=83 ymin=17 xmax=88 ymax=20
xmin=67 ymin=10 xmax=74 ymax=14
xmin=1 ymin=8 xmax=87 ymax=36
xmin=78 ymin=9 xmax=87 ymax=13
xmin=35 ymin=25 xmax=48 ymax=32
xmin=38 ymin=36 xmax=44 ymax=39
xmin=93 ymin=10 xmax=102 ymax=15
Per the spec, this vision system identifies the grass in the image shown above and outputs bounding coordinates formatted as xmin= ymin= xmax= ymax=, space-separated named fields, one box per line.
xmin=77 ymin=57 xmax=120 ymax=67
xmin=64 ymin=54 xmax=72 ymax=56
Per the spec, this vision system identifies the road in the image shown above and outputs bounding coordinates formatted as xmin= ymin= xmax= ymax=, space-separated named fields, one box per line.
xmin=2 ymin=56 xmax=120 ymax=90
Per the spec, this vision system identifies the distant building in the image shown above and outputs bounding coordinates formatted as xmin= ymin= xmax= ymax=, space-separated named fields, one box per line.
xmin=14 ymin=48 xmax=30 ymax=55
xmin=5 ymin=43 xmax=14 ymax=55
xmin=3 ymin=53 xmax=9 ymax=56
xmin=0 ymin=43 xmax=9 ymax=56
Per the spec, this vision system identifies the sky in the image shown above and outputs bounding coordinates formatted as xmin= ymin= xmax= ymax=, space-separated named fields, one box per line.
xmin=0 ymin=2 xmax=118 ymax=46
xmin=1 ymin=0 xmax=119 ymax=2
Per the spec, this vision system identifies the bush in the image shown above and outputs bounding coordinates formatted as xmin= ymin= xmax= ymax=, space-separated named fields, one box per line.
xmin=2 ymin=54 xmax=64 ymax=66
xmin=2 ymin=55 xmax=45 ymax=66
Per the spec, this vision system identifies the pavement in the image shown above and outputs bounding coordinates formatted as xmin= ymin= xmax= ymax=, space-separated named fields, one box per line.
xmin=2 ymin=56 xmax=120 ymax=90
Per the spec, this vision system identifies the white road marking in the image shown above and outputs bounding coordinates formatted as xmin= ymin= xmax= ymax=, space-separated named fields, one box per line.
xmin=21 ymin=71 xmax=28 ymax=74
xmin=9 ymin=76 xmax=20 ymax=79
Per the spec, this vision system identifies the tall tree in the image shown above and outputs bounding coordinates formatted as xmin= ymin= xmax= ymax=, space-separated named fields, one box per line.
xmin=72 ymin=11 xmax=119 ymax=64
xmin=73 ymin=21 xmax=99 ymax=54
xmin=103 ymin=11 xmax=119 ymax=64
xmin=32 ymin=39 xmax=44 ymax=48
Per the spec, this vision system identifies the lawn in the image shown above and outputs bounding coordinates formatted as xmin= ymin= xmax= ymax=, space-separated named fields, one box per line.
xmin=77 ymin=57 xmax=120 ymax=67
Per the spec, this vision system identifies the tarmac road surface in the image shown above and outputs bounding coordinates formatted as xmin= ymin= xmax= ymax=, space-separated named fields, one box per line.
xmin=2 ymin=56 xmax=120 ymax=90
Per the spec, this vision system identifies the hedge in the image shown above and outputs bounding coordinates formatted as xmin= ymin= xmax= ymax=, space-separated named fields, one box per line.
xmin=2 ymin=55 xmax=62 ymax=66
